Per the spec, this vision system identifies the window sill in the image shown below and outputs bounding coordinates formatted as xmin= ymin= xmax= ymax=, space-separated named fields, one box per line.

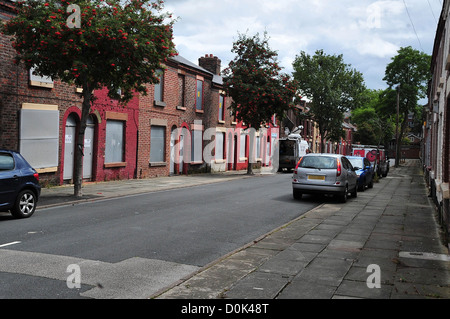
xmin=154 ymin=100 xmax=167 ymax=107
xmin=104 ymin=162 xmax=127 ymax=168
xmin=36 ymin=167 xmax=58 ymax=173
xmin=149 ymin=162 xmax=167 ymax=167
xmin=214 ymin=159 xmax=226 ymax=164
xmin=195 ymin=109 xmax=204 ymax=114
xmin=30 ymin=80 xmax=54 ymax=89
xmin=218 ymin=120 xmax=225 ymax=124
xmin=190 ymin=161 xmax=203 ymax=165
xmin=177 ymin=105 xmax=186 ymax=111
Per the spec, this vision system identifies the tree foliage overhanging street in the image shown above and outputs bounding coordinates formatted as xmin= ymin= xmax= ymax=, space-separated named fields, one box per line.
xmin=383 ymin=46 xmax=431 ymax=166
xmin=223 ymin=32 xmax=297 ymax=174
xmin=292 ymin=49 xmax=366 ymax=152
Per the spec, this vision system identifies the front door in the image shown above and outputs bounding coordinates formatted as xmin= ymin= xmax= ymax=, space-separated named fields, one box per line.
xmin=170 ymin=127 xmax=176 ymax=175
xmin=63 ymin=114 xmax=77 ymax=181
xmin=179 ymin=134 xmax=184 ymax=174
xmin=83 ymin=116 xmax=94 ymax=179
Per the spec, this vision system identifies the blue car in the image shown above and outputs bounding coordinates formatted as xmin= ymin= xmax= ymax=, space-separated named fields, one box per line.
xmin=0 ymin=150 xmax=41 ymax=218
xmin=347 ymin=156 xmax=374 ymax=192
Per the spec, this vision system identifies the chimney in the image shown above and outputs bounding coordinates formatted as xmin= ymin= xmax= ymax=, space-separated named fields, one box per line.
xmin=198 ymin=54 xmax=221 ymax=75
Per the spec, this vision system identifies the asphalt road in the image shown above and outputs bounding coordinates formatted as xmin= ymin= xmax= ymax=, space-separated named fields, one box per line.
xmin=0 ymin=173 xmax=320 ymax=298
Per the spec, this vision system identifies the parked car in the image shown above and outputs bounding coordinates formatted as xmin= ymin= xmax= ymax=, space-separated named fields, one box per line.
xmin=292 ymin=153 xmax=358 ymax=203
xmin=0 ymin=150 xmax=41 ymax=218
xmin=347 ymin=156 xmax=374 ymax=191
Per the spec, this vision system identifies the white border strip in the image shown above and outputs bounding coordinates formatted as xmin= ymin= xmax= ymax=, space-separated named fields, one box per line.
xmin=0 ymin=241 xmax=21 ymax=248
xmin=399 ymin=251 xmax=450 ymax=262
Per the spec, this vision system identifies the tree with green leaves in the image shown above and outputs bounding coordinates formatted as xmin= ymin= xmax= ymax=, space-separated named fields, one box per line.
xmin=223 ymin=32 xmax=297 ymax=174
xmin=292 ymin=50 xmax=366 ymax=152
xmin=383 ymin=46 xmax=431 ymax=167
xmin=351 ymin=89 xmax=394 ymax=147
xmin=2 ymin=0 xmax=177 ymax=197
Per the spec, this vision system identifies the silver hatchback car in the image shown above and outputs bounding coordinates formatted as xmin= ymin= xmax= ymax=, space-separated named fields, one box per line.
xmin=292 ymin=153 xmax=358 ymax=203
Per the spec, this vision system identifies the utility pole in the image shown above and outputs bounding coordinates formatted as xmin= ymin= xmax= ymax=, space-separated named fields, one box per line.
xmin=395 ymin=85 xmax=400 ymax=168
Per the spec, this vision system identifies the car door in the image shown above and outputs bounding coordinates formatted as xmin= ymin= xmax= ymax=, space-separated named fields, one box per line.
xmin=364 ymin=158 xmax=373 ymax=181
xmin=342 ymin=157 xmax=357 ymax=189
xmin=0 ymin=152 xmax=18 ymax=208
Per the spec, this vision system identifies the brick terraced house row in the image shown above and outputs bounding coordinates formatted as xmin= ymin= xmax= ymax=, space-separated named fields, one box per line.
xmin=0 ymin=0 xmax=280 ymax=186
xmin=424 ymin=0 xmax=450 ymax=246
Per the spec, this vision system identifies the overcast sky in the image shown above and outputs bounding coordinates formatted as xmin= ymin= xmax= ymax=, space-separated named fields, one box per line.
xmin=164 ymin=0 xmax=442 ymax=92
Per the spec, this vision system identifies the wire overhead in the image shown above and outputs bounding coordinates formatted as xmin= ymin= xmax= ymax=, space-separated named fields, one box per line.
xmin=427 ymin=0 xmax=438 ymax=23
xmin=402 ymin=0 xmax=424 ymax=51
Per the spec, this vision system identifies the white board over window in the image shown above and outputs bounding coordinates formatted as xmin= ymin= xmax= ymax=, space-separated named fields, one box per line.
xmin=20 ymin=104 xmax=59 ymax=169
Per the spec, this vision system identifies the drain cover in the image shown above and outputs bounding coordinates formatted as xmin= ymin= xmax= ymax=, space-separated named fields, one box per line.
xmin=399 ymin=251 xmax=450 ymax=262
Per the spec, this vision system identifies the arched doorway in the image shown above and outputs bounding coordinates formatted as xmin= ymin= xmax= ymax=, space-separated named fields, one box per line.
xmin=64 ymin=113 xmax=96 ymax=181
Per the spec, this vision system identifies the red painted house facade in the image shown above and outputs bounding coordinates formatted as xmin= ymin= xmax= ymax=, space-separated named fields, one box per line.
xmin=1 ymin=0 xmax=141 ymax=185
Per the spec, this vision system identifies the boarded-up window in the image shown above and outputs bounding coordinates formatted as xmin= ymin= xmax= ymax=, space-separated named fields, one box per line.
xmin=105 ymin=120 xmax=124 ymax=163
xmin=178 ymin=74 xmax=185 ymax=107
xmin=29 ymin=66 xmax=54 ymax=88
xmin=216 ymin=132 xmax=224 ymax=160
xmin=150 ymin=126 xmax=165 ymax=163
xmin=256 ymin=135 xmax=261 ymax=159
xmin=196 ymin=80 xmax=203 ymax=110
xmin=218 ymin=95 xmax=224 ymax=121
xmin=154 ymin=69 xmax=164 ymax=102
xmin=191 ymin=129 xmax=202 ymax=163
xmin=20 ymin=104 xmax=59 ymax=170
xmin=240 ymin=133 xmax=246 ymax=158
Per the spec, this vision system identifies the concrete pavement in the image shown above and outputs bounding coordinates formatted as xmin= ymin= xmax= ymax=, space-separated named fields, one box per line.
xmin=153 ymin=160 xmax=450 ymax=299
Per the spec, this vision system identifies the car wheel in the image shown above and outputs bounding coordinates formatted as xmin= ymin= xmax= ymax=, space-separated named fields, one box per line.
xmin=293 ymin=189 xmax=303 ymax=200
xmin=339 ymin=185 xmax=348 ymax=203
xmin=359 ymin=180 xmax=365 ymax=192
xmin=11 ymin=190 xmax=37 ymax=219
xmin=351 ymin=184 xmax=358 ymax=198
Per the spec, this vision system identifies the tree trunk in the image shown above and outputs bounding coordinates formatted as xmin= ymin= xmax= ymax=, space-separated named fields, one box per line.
xmin=247 ymin=129 xmax=254 ymax=175
xmin=395 ymin=109 xmax=408 ymax=168
xmin=320 ymin=135 xmax=325 ymax=153
xmin=73 ymin=84 xmax=93 ymax=198
xmin=395 ymin=111 xmax=408 ymax=168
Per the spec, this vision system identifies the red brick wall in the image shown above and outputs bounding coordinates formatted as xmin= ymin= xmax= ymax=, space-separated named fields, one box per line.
xmin=1 ymin=18 xmax=140 ymax=185
xmin=0 ymin=30 xmax=83 ymax=185
xmin=89 ymin=88 xmax=139 ymax=183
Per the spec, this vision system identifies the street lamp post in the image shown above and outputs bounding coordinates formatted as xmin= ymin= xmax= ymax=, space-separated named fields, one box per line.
xmin=395 ymin=85 xmax=400 ymax=168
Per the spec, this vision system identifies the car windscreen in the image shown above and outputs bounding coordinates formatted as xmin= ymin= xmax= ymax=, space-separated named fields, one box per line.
xmin=299 ymin=156 xmax=337 ymax=169
xmin=0 ymin=153 xmax=14 ymax=171
xmin=348 ymin=158 xmax=363 ymax=170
